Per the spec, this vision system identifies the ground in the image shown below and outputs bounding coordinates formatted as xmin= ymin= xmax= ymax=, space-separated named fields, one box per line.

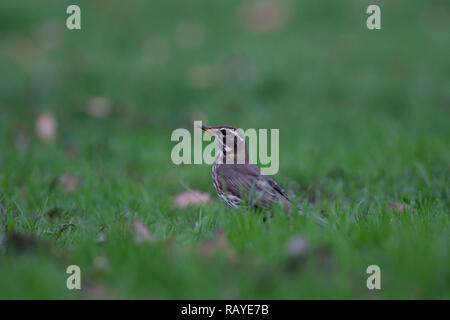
xmin=0 ymin=0 xmax=449 ymax=299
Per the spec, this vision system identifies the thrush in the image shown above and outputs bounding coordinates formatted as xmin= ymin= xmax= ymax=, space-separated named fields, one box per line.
xmin=201 ymin=125 xmax=302 ymax=214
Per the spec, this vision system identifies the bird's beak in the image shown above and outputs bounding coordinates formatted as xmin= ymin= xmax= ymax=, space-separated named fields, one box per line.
xmin=200 ymin=125 xmax=215 ymax=135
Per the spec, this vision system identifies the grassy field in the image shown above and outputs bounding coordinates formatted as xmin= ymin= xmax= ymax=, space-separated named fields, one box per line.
xmin=0 ymin=0 xmax=449 ymax=299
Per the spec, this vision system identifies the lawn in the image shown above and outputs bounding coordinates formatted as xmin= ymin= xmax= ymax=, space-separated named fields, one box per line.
xmin=0 ymin=0 xmax=449 ymax=299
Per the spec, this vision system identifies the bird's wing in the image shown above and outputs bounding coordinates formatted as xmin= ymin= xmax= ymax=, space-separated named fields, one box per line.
xmin=264 ymin=176 xmax=290 ymax=201
xmin=216 ymin=164 xmax=292 ymax=211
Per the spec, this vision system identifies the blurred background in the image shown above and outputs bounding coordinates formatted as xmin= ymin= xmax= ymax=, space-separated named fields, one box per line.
xmin=0 ymin=0 xmax=449 ymax=299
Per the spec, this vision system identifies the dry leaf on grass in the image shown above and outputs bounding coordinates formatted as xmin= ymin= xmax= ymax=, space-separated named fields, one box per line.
xmin=173 ymin=191 xmax=212 ymax=209
xmin=86 ymin=96 xmax=112 ymax=118
xmin=238 ymin=0 xmax=291 ymax=34
xmin=56 ymin=174 xmax=78 ymax=193
xmin=285 ymin=236 xmax=310 ymax=259
xmin=133 ymin=221 xmax=155 ymax=243
xmin=36 ymin=112 xmax=57 ymax=141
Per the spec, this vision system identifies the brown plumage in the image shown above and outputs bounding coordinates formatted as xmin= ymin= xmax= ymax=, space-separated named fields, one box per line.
xmin=202 ymin=125 xmax=301 ymax=214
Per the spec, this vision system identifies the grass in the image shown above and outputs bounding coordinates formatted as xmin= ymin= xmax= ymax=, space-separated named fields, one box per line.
xmin=0 ymin=0 xmax=449 ymax=299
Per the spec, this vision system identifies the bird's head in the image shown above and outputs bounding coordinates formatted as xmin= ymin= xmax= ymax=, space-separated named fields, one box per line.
xmin=201 ymin=125 xmax=248 ymax=161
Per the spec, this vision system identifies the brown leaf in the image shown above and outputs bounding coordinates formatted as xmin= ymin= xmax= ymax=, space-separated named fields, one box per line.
xmin=238 ymin=1 xmax=291 ymax=34
xmin=285 ymin=236 xmax=309 ymax=259
xmin=133 ymin=221 xmax=155 ymax=243
xmin=56 ymin=174 xmax=78 ymax=193
xmin=173 ymin=191 xmax=212 ymax=209
xmin=36 ymin=112 xmax=57 ymax=141
xmin=86 ymin=96 xmax=112 ymax=118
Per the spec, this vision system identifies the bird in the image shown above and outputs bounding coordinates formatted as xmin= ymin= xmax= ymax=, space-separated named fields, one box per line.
xmin=201 ymin=125 xmax=302 ymax=215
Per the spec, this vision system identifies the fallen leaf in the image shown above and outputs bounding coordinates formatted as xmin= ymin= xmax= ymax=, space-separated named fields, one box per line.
xmin=86 ymin=96 xmax=112 ymax=118
xmin=56 ymin=174 xmax=78 ymax=193
xmin=133 ymin=220 xmax=155 ymax=243
xmin=36 ymin=112 xmax=57 ymax=141
xmin=285 ymin=236 xmax=309 ymax=259
xmin=238 ymin=0 xmax=291 ymax=34
xmin=173 ymin=191 xmax=212 ymax=209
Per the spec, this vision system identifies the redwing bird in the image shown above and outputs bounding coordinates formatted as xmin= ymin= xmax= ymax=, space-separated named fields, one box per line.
xmin=201 ymin=125 xmax=302 ymax=214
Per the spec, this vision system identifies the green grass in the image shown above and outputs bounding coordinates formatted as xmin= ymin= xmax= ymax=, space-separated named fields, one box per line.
xmin=0 ymin=0 xmax=449 ymax=299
